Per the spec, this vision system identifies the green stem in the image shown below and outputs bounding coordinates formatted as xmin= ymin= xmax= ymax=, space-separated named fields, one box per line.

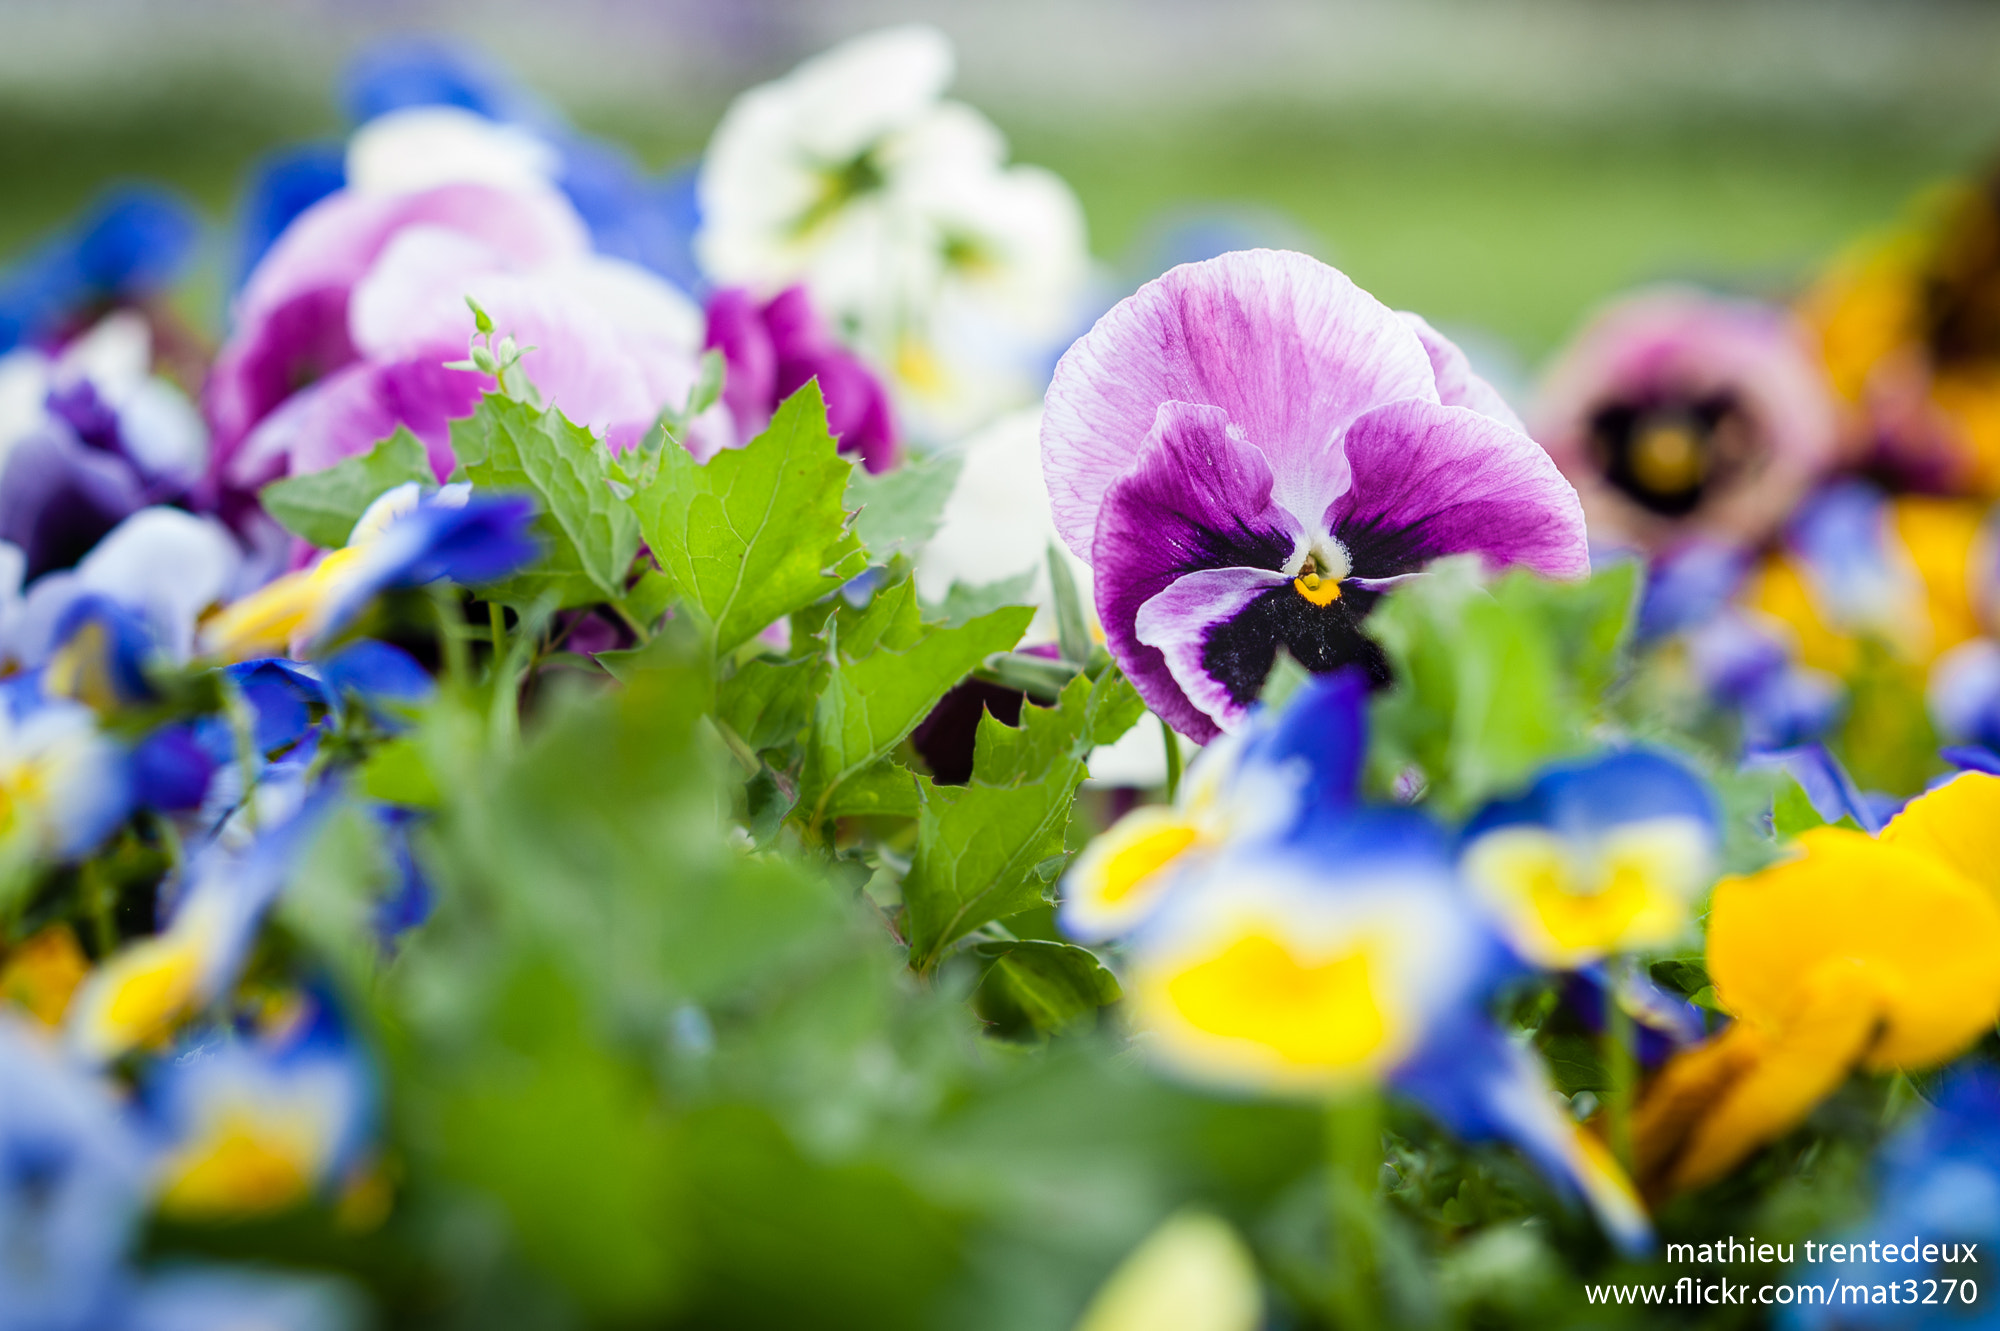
xmin=1162 ymin=720 xmax=1183 ymax=803
xmin=82 ymin=856 xmax=117 ymax=957
xmin=220 ymin=676 xmax=261 ymax=834
xmin=1605 ymin=974 xmax=1638 ymax=1175
xmin=431 ymin=586 xmax=470 ymax=687
xmin=1324 ymin=1086 xmax=1382 ymax=1329
xmin=489 ymin=601 xmax=507 ymax=662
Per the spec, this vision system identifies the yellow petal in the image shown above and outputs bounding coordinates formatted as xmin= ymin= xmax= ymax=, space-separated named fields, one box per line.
xmin=1064 ymin=808 xmax=1203 ymax=936
xmin=1879 ymin=771 xmax=2000 ymax=902
xmin=1635 ymin=1021 xmax=1766 ymax=1195
xmin=0 ymin=925 xmax=88 ymax=1026
xmin=1073 ymin=1211 xmax=1262 ymax=1331
xmin=1668 ymin=963 xmax=1884 ymax=1193
xmin=1707 ymin=827 xmax=2000 ymax=1068
xmin=1890 ymin=496 xmax=1985 ymax=660
xmin=157 ymin=1107 xmax=322 ymax=1219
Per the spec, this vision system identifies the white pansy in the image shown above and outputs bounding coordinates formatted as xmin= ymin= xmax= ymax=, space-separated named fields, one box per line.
xmin=346 ymin=104 xmax=561 ymax=196
xmin=697 ymin=25 xmax=1089 ymax=442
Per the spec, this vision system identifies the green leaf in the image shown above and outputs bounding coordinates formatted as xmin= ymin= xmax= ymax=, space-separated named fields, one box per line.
xmin=900 ymin=671 xmax=1122 ymax=968
xmin=972 ymin=938 xmax=1122 ymax=1039
xmin=1259 ymin=646 xmax=1312 ymax=710
xmin=634 ymin=381 xmax=867 ymax=655
xmin=258 ymin=427 xmax=434 ymax=548
xmin=929 ymin=569 xmax=1037 ymax=627
xmin=845 ymin=450 xmax=962 ymax=559
xmin=359 ymin=735 xmax=442 ymax=808
xmin=1367 ymin=558 xmax=1634 ymax=814
xmin=1773 ymin=775 xmax=1829 ymax=839
xmin=449 ymin=393 xmax=640 ymax=604
xmin=905 ymin=771 xmax=1081 ymax=970
xmin=1047 ymin=544 xmax=1091 ymax=668
xmin=718 ymin=654 xmax=828 ymax=754
xmin=818 ymin=760 xmax=921 ymax=820
xmin=801 ymin=579 xmax=1031 ymax=827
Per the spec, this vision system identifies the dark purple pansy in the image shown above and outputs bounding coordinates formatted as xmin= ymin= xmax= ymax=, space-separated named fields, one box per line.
xmin=705 ymin=285 xmax=898 ymax=473
xmin=1041 ymin=250 xmax=1588 ymax=743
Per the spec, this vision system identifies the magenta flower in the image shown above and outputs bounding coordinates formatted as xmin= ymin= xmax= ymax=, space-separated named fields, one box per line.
xmin=1042 ymin=250 xmax=1586 ymax=743
xmin=704 ymin=285 xmax=898 ymax=472
xmin=1534 ymin=287 xmax=1839 ymax=556
xmin=206 ymin=181 xmax=717 ymax=507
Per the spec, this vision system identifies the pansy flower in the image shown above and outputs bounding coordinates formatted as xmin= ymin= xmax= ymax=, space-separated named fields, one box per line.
xmin=66 ymin=791 xmax=332 ymax=1064
xmin=1788 ymin=1068 xmax=2000 ymax=1331
xmin=705 ymin=284 xmax=898 ymax=471
xmin=0 ymin=1015 xmax=147 ymax=1330
xmin=1534 ymin=288 xmax=1839 ymax=555
xmin=1637 ymin=772 xmax=2000 ymax=1195
xmin=1741 ymin=480 xmax=1987 ymax=677
xmin=0 ymin=693 xmax=129 ymax=868
xmin=1123 ymin=831 xmax=1650 ymax=1253
xmin=145 ymin=997 xmax=374 ymax=1221
xmin=1804 ymin=165 xmax=2000 ymax=495
xmin=199 ymin=483 xmax=536 ymax=661
xmin=208 ymin=157 xmax=717 ymax=505
xmin=1060 ymin=670 xmax=1367 ymax=939
xmin=0 ymin=186 xmax=195 ymax=355
xmin=1042 ymin=250 xmax=1588 ymax=742
xmin=1459 ymin=749 xmax=1720 ymax=969
xmin=696 ymin=25 xmax=1089 ymax=440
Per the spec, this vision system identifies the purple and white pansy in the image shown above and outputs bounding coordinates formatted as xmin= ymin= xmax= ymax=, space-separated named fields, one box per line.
xmin=1041 ymin=249 xmax=1588 ymax=743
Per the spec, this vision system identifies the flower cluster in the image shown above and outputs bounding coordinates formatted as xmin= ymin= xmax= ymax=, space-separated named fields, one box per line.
xmin=5 ymin=21 xmax=2000 ymax=1331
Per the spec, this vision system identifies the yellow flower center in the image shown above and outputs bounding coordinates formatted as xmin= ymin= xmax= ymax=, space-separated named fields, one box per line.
xmin=1293 ymin=572 xmax=1342 ymax=606
xmin=1165 ymin=932 xmax=1388 ymax=1071
xmin=158 ymin=1109 xmax=318 ymax=1218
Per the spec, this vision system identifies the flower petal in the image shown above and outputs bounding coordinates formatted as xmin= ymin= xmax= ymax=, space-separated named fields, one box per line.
xmin=1044 ymin=250 xmax=1438 ymax=557
xmin=1136 ymin=567 xmax=1294 ymax=735
xmin=1398 ymin=311 xmax=1525 ymax=431
xmin=1091 ymin=400 xmax=1301 ymax=741
xmin=1329 ymin=398 xmax=1589 ymax=580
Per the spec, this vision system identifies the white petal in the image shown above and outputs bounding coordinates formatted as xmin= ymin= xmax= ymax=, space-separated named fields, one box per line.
xmin=347 ymin=105 xmax=561 ymax=196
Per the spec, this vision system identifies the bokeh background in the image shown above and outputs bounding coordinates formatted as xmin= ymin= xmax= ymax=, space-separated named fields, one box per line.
xmin=7 ymin=0 xmax=2000 ymax=393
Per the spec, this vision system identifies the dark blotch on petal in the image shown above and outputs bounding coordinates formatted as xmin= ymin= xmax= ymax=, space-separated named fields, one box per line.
xmin=1200 ymin=584 xmax=1391 ymax=710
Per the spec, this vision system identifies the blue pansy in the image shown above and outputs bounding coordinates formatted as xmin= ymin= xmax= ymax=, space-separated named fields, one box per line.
xmin=0 ymin=1016 xmax=147 ymax=1331
xmin=142 ymin=990 xmax=376 ymax=1222
xmin=67 ymin=787 xmax=335 ymax=1063
xmin=1459 ymin=749 xmax=1721 ymax=969
xmin=1059 ymin=670 xmax=1368 ymax=940
xmin=319 ymin=639 xmax=434 ymax=730
xmin=233 ymin=144 xmax=347 ymax=289
xmin=0 ymin=187 xmax=196 ymax=354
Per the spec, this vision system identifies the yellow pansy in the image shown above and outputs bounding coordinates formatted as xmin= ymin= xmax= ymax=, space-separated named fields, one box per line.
xmin=1637 ymin=777 xmax=2000 ymax=1194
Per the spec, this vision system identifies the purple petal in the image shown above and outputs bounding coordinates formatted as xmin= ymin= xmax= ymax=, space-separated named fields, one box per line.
xmin=1398 ymin=311 xmax=1525 ymax=432
xmin=0 ymin=429 xmax=147 ymax=580
xmin=1135 ymin=566 xmax=1291 ymax=732
xmin=207 ymin=183 xmax=589 ymax=467
xmin=1043 ymin=249 xmax=1438 ymax=557
xmin=226 ymin=358 xmax=479 ymax=492
xmin=1091 ymin=400 xmax=1302 ymax=742
xmin=1329 ymin=399 xmax=1589 ymax=580
xmin=704 ymin=286 xmax=779 ymax=442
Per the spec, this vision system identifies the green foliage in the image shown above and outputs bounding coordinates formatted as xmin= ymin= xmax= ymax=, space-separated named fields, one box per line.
xmin=258 ymin=427 xmax=434 ymax=548
xmin=800 ymin=579 xmax=1032 ymax=832
xmin=450 ymin=393 xmax=640 ymax=607
xmin=845 ymin=450 xmax=962 ymax=559
xmin=903 ymin=671 xmax=1132 ymax=970
xmin=973 ymin=938 xmax=1122 ymax=1039
xmin=636 ymin=381 xmax=869 ymax=655
xmin=1368 ymin=557 xmax=1639 ymax=814
xmin=930 ymin=570 xmax=1038 ymax=627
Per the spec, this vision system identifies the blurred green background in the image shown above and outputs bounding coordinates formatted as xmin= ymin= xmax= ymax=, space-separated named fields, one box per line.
xmin=4 ymin=0 xmax=1998 ymax=370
